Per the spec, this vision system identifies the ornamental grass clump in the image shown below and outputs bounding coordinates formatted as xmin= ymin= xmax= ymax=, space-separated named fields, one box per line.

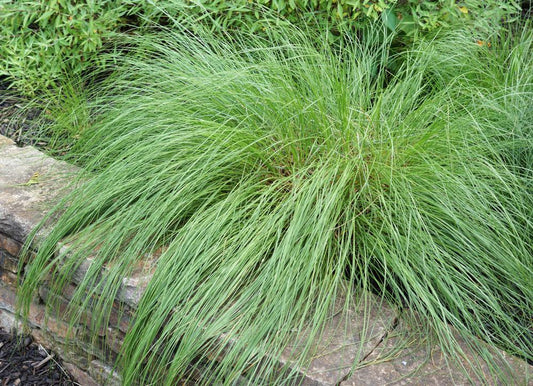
xmin=18 ymin=24 xmax=532 ymax=384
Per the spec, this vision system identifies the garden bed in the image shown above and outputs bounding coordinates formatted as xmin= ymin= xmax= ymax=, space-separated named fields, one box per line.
xmin=0 ymin=328 xmax=74 ymax=385
xmin=0 ymin=83 xmax=42 ymax=148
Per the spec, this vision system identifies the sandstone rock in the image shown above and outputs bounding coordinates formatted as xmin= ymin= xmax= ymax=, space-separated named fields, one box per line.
xmin=343 ymin=316 xmax=533 ymax=385
xmin=57 ymin=242 xmax=153 ymax=310
xmin=208 ymin=290 xmax=398 ymax=385
xmin=119 ymin=273 xmax=151 ymax=309
xmin=0 ymin=282 xmax=47 ymax=330
xmin=89 ymin=360 xmax=122 ymax=385
xmin=0 ymin=269 xmax=17 ymax=287
xmin=280 ymin=291 xmax=398 ymax=385
xmin=0 ymin=136 xmax=14 ymax=147
xmin=0 ymin=233 xmax=22 ymax=257
xmin=63 ymin=362 xmax=99 ymax=386
xmin=0 ymin=249 xmax=19 ymax=274
xmin=0 ymin=137 xmax=77 ymax=243
xmin=0 ymin=308 xmax=19 ymax=333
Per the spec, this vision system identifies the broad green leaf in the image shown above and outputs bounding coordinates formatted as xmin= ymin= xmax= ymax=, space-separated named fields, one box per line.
xmin=381 ymin=7 xmax=398 ymax=31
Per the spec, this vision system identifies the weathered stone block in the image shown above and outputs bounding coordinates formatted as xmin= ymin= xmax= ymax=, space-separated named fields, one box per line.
xmin=0 ymin=139 xmax=77 ymax=243
xmin=0 ymin=136 xmax=14 ymax=147
xmin=63 ymin=362 xmax=99 ymax=386
xmin=343 ymin=316 xmax=533 ymax=385
xmin=0 ymin=282 xmax=18 ymax=316
xmin=0 ymin=233 xmax=22 ymax=257
xmin=89 ymin=360 xmax=122 ymax=385
xmin=279 ymin=292 xmax=397 ymax=385
xmin=205 ymin=290 xmax=398 ymax=385
xmin=39 ymin=282 xmax=132 ymax=336
xmin=57 ymin=243 xmax=154 ymax=310
xmin=0 ymin=250 xmax=19 ymax=274
xmin=31 ymin=327 xmax=93 ymax=373
xmin=0 ymin=269 xmax=17 ymax=287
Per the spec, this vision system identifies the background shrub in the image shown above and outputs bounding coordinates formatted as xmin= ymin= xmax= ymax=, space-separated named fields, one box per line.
xmin=0 ymin=0 xmax=129 ymax=95
xmin=155 ymin=0 xmax=521 ymax=38
xmin=0 ymin=0 xmax=523 ymax=96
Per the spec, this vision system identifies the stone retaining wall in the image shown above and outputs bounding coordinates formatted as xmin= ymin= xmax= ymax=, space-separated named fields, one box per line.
xmin=0 ymin=135 xmax=531 ymax=385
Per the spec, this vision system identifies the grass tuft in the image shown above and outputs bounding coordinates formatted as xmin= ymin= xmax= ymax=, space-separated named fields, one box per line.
xmin=18 ymin=23 xmax=533 ymax=384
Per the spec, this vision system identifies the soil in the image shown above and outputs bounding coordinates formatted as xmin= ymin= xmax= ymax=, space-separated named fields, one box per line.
xmin=0 ymin=328 xmax=75 ymax=385
xmin=0 ymin=82 xmax=43 ymax=148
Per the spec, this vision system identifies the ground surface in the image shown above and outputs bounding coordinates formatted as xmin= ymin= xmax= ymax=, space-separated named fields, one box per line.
xmin=0 ymin=328 xmax=75 ymax=385
xmin=0 ymin=83 xmax=41 ymax=148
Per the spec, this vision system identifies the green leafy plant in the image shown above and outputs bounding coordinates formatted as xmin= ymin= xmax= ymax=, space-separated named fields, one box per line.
xmin=0 ymin=0 xmax=129 ymax=95
xmin=17 ymin=21 xmax=532 ymax=384
xmin=140 ymin=0 xmax=522 ymax=39
xmin=384 ymin=0 xmax=521 ymax=36
xmin=1 ymin=0 xmax=523 ymax=96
